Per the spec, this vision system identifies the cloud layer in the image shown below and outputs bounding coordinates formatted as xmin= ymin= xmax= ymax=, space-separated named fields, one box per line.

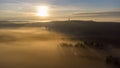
xmin=74 ymin=11 xmax=120 ymax=17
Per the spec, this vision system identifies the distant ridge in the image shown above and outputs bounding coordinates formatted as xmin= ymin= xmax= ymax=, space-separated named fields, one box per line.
xmin=0 ymin=20 xmax=120 ymax=24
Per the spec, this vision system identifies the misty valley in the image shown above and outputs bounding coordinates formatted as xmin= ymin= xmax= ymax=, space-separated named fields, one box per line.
xmin=0 ymin=21 xmax=120 ymax=68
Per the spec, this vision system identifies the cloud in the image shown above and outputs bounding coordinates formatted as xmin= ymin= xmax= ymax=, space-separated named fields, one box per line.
xmin=0 ymin=0 xmax=54 ymax=3
xmin=73 ymin=11 xmax=120 ymax=17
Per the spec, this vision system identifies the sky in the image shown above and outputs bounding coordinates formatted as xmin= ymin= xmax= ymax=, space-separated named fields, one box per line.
xmin=0 ymin=0 xmax=120 ymax=22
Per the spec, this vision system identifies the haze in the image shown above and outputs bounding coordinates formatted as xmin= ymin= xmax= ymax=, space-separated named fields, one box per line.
xmin=0 ymin=0 xmax=120 ymax=22
xmin=0 ymin=0 xmax=120 ymax=68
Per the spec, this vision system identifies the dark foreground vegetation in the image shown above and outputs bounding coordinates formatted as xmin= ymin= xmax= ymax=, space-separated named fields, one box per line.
xmin=47 ymin=21 xmax=120 ymax=48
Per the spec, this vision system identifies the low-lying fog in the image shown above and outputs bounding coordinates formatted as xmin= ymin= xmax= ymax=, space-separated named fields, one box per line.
xmin=0 ymin=27 xmax=109 ymax=68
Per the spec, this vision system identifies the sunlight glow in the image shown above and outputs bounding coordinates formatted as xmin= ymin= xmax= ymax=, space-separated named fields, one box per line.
xmin=37 ymin=6 xmax=49 ymax=17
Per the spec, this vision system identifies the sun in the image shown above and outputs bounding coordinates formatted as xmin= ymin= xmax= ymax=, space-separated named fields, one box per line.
xmin=36 ymin=6 xmax=49 ymax=17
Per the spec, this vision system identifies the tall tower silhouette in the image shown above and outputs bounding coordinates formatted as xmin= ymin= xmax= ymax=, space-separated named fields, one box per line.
xmin=68 ymin=16 xmax=71 ymax=21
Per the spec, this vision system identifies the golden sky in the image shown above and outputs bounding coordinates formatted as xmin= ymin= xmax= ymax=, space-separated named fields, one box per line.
xmin=0 ymin=0 xmax=120 ymax=22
